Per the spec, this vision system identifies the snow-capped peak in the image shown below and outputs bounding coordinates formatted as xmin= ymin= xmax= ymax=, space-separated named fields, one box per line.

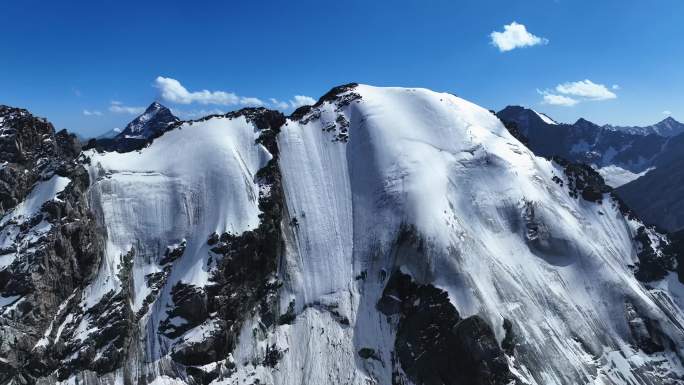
xmin=117 ymin=101 xmax=179 ymax=139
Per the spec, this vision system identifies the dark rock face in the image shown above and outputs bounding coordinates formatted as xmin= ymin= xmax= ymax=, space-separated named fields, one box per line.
xmin=0 ymin=106 xmax=106 ymax=383
xmin=624 ymin=301 xmax=675 ymax=355
xmin=379 ymin=270 xmax=512 ymax=385
xmin=632 ymin=226 xmax=674 ymax=282
xmin=0 ymin=106 xmax=80 ymax=214
xmin=663 ymin=229 xmax=684 ymax=283
xmin=551 ymin=156 xmax=612 ymax=203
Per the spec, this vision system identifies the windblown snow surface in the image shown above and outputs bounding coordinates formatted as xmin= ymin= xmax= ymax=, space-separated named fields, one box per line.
xmin=59 ymin=85 xmax=684 ymax=385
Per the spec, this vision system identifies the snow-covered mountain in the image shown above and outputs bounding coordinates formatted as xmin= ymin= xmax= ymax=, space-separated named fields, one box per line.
xmin=1 ymin=86 xmax=684 ymax=385
xmin=116 ymin=102 xmax=179 ymax=140
xmin=86 ymin=102 xmax=179 ymax=152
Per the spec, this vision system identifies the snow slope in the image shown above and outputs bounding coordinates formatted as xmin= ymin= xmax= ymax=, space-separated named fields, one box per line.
xmin=44 ymin=85 xmax=684 ymax=385
xmin=82 ymin=114 xmax=271 ymax=358
xmin=250 ymin=85 xmax=684 ymax=385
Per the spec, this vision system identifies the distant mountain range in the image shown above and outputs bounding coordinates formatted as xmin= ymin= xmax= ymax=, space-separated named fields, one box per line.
xmin=497 ymin=106 xmax=684 ymax=232
xmin=605 ymin=116 xmax=684 ymax=137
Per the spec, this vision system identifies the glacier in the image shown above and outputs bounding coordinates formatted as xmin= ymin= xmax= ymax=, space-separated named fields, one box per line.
xmin=0 ymin=85 xmax=683 ymax=385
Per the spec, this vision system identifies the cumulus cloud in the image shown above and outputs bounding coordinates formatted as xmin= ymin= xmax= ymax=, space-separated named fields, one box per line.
xmin=82 ymin=109 xmax=102 ymax=116
xmin=269 ymin=98 xmax=290 ymax=110
xmin=555 ymin=79 xmax=617 ymax=101
xmin=268 ymin=95 xmax=317 ymax=110
xmin=109 ymin=101 xmax=145 ymax=115
xmin=490 ymin=22 xmax=548 ymax=52
xmin=290 ymin=95 xmax=316 ymax=108
xmin=538 ymin=79 xmax=617 ymax=107
xmin=154 ymin=76 xmax=263 ymax=106
xmin=538 ymin=90 xmax=579 ymax=107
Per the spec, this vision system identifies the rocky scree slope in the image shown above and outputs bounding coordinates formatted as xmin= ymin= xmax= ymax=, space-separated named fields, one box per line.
xmin=1 ymin=85 xmax=684 ymax=385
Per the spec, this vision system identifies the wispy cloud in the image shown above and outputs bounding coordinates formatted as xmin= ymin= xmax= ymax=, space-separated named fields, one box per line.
xmin=555 ymin=80 xmax=616 ymax=101
xmin=82 ymin=109 xmax=102 ymax=116
xmin=109 ymin=101 xmax=145 ymax=115
xmin=490 ymin=22 xmax=548 ymax=52
xmin=171 ymin=108 xmax=227 ymax=119
xmin=154 ymin=76 xmax=263 ymax=106
xmin=269 ymin=98 xmax=290 ymax=110
xmin=290 ymin=95 xmax=316 ymax=108
xmin=663 ymin=110 xmax=672 ymax=116
xmin=538 ymin=79 xmax=617 ymax=107
xmin=538 ymin=90 xmax=579 ymax=107
xmin=269 ymin=95 xmax=316 ymax=110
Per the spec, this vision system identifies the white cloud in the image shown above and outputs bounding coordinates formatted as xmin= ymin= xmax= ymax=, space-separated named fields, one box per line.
xmin=663 ymin=110 xmax=672 ymax=116
xmin=171 ymin=108 xmax=227 ymax=119
xmin=268 ymin=95 xmax=317 ymax=111
xmin=490 ymin=22 xmax=548 ymax=52
xmin=555 ymin=79 xmax=617 ymax=100
xmin=539 ymin=91 xmax=579 ymax=107
xmin=82 ymin=109 xmax=102 ymax=116
xmin=269 ymin=98 xmax=290 ymax=110
xmin=538 ymin=79 xmax=617 ymax=107
xmin=612 ymin=84 xmax=621 ymax=90
xmin=109 ymin=101 xmax=145 ymax=115
xmin=290 ymin=95 xmax=316 ymax=108
xmin=240 ymin=97 xmax=264 ymax=106
xmin=154 ymin=76 xmax=263 ymax=106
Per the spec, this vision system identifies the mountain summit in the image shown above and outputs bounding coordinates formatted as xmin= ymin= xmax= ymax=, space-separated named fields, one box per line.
xmin=86 ymin=102 xmax=179 ymax=152
xmin=117 ymin=101 xmax=179 ymax=140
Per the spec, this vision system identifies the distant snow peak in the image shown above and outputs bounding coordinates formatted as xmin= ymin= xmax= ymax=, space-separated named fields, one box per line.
xmin=117 ymin=101 xmax=179 ymax=139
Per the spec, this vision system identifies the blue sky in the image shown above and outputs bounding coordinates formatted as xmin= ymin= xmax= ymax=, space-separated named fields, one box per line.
xmin=1 ymin=0 xmax=682 ymax=136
